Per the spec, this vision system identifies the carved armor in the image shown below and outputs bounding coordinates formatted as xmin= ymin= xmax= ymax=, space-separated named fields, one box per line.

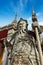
xmin=6 ymin=18 xmax=40 ymax=65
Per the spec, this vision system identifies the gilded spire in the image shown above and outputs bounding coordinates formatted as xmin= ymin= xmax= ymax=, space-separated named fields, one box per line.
xmin=14 ymin=12 xmax=18 ymax=21
xmin=32 ymin=7 xmax=35 ymax=15
xmin=12 ymin=12 xmax=18 ymax=23
xmin=32 ymin=7 xmax=37 ymax=22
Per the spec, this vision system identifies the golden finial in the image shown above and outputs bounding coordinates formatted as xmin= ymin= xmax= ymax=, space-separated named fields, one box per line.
xmin=32 ymin=7 xmax=35 ymax=14
xmin=12 ymin=12 xmax=18 ymax=23
xmin=15 ymin=12 xmax=18 ymax=21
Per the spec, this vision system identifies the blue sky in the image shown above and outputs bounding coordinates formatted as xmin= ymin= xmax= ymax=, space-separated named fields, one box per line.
xmin=0 ymin=0 xmax=43 ymax=28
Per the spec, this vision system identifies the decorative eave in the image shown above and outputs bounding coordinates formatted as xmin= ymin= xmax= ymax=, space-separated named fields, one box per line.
xmin=0 ymin=23 xmax=17 ymax=31
xmin=0 ymin=21 xmax=17 ymax=40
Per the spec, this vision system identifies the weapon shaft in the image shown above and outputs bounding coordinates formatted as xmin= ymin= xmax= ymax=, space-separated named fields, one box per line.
xmin=35 ymin=27 xmax=43 ymax=65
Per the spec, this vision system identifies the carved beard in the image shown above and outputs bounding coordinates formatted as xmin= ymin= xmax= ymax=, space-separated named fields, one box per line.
xmin=19 ymin=29 xmax=26 ymax=34
xmin=22 ymin=29 xmax=26 ymax=33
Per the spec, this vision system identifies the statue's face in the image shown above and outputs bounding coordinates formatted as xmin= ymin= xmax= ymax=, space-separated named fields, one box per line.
xmin=18 ymin=20 xmax=27 ymax=31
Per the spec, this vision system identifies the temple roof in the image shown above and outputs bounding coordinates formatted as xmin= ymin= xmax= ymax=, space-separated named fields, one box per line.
xmin=40 ymin=26 xmax=43 ymax=32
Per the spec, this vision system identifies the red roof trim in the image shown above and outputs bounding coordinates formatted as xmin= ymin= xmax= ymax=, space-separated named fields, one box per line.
xmin=0 ymin=29 xmax=8 ymax=39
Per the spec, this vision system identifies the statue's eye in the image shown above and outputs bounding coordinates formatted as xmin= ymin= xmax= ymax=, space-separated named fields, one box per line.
xmin=20 ymin=31 xmax=21 ymax=34
xmin=19 ymin=23 xmax=22 ymax=25
xmin=24 ymin=29 xmax=26 ymax=31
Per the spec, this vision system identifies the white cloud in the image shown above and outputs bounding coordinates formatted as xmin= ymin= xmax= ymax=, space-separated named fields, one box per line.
xmin=41 ymin=32 xmax=43 ymax=37
xmin=38 ymin=22 xmax=43 ymax=26
xmin=28 ymin=24 xmax=32 ymax=30
xmin=26 ymin=12 xmax=43 ymax=30
xmin=26 ymin=16 xmax=32 ymax=30
xmin=19 ymin=0 xmax=28 ymax=11
xmin=37 ymin=12 xmax=43 ymax=24
xmin=36 ymin=12 xmax=41 ymax=16
xmin=27 ymin=17 xmax=32 ymax=22
xmin=10 ymin=0 xmax=17 ymax=13
xmin=35 ymin=12 xmax=43 ymax=26
xmin=9 ymin=0 xmax=28 ymax=12
xmin=19 ymin=0 xmax=23 ymax=8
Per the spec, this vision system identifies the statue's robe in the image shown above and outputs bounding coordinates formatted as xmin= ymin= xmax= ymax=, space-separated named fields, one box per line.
xmin=9 ymin=30 xmax=40 ymax=65
xmin=40 ymin=26 xmax=43 ymax=52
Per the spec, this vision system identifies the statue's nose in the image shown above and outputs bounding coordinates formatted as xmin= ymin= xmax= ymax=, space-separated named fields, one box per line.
xmin=19 ymin=25 xmax=22 ymax=28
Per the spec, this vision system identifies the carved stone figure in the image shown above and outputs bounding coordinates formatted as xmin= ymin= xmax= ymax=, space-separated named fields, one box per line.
xmin=6 ymin=18 xmax=40 ymax=65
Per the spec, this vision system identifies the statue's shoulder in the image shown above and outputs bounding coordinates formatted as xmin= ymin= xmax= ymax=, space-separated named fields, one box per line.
xmin=9 ymin=31 xmax=18 ymax=42
xmin=27 ymin=30 xmax=36 ymax=40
